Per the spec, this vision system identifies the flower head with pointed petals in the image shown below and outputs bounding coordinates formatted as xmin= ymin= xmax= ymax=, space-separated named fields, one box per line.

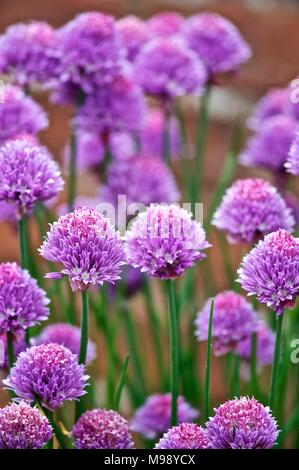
xmin=155 ymin=423 xmax=210 ymax=449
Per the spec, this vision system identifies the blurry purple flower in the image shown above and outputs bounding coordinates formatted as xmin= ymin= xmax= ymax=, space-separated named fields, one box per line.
xmin=32 ymin=323 xmax=96 ymax=365
xmin=0 ymin=201 xmax=17 ymax=224
xmin=0 ymin=262 xmax=49 ymax=335
xmin=57 ymin=12 xmax=124 ymax=94
xmin=125 ymin=204 xmax=210 ymax=279
xmin=0 ymin=140 xmax=64 ymax=218
xmin=238 ymin=229 xmax=299 ymax=314
xmin=74 ymin=74 xmax=145 ymax=136
xmin=195 ymin=291 xmax=258 ymax=356
xmin=100 ymin=155 xmax=180 ymax=210
xmin=236 ymin=321 xmax=275 ymax=368
xmin=212 ymin=178 xmax=294 ymax=244
xmin=134 ymin=37 xmax=207 ymax=100
xmin=57 ymin=196 xmax=99 ymax=217
xmin=72 ymin=408 xmax=134 ymax=449
xmin=147 ymin=12 xmax=184 ymax=38
xmin=0 ymin=401 xmax=52 ymax=449
xmin=285 ymin=132 xmax=299 ymax=175
xmin=117 ymin=15 xmax=149 ymax=62
xmin=0 ymin=85 xmax=48 ymax=144
xmin=284 ymin=192 xmax=299 ymax=225
xmin=131 ymin=393 xmax=199 ymax=439
xmin=182 ymin=13 xmax=251 ymax=75
xmin=239 ymin=115 xmax=298 ymax=172
xmin=155 ymin=423 xmax=210 ymax=449
xmin=3 ymin=343 xmax=88 ymax=411
xmin=206 ymin=397 xmax=279 ymax=449
xmin=247 ymin=88 xmax=290 ymax=131
xmin=0 ymin=21 xmax=60 ymax=87
xmin=39 ymin=208 xmax=126 ymax=292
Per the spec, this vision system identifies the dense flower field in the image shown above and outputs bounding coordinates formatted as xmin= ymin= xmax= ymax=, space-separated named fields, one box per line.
xmin=0 ymin=10 xmax=298 ymax=450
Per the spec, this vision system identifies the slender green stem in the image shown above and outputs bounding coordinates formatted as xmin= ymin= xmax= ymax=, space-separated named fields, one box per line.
xmin=268 ymin=313 xmax=284 ymax=409
xmin=232 ymin=354 xmax=240 ymax=397
xmin=68 ymin=131 xmax=77 ymax=212
xmin=166 ymin=279 xmax=179 ymax=427
xmin=163 ymin=105 xmax=171 ymax=166
xmin=18 ymin=216 xmax=29 ymax=270
xmin=250 ymin=332 xmax=259 ymax=397
xmin=277 ymin=405 xmax=299 ymax=448
xmin=41 ymin=407 xmax=67 ymax=449
xmin=75 ymin=290 xmax=89 ymax=421
xmin=114 ymin=354 xmax=130 ymax=412
xmin=204 ymin=299 xmax=214 ymax=421
xmin=6 ymin=331 xmax=14 ymax=370
xmin=191 ymin=86 xmax=211 ymax=204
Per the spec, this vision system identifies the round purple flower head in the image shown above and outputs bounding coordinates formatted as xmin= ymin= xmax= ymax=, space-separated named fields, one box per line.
xmin=237 ymin=321 xmax=275 ymax=368
xmin=140 ymin=108 xmax=181 ymax=160
xmin=134 ymin=37 xmax=207 ymax=100
xmin=0 ymin=262 xmax=49 ymax=335
xmin=0 ymin=332 xmax=26 ymax=369
xmin=238 ymin=229 xmax=299 ymax=314
xmin=125 ymin=204 xmax=210 ymax=279
xmin=206 ymin=397 xmax=279 ymax=449
xmin=74 ymin=74 xmax=145 ymax=136
xmin=195 ymin=291 xmax=258 ymax=356
xmin=72 ymin=408 xmax=134 ymax=449
xmin=212 ymin=178 xmax=295 ymax=244
xmin=155 ymin=423 xmax=210 ymax=449
xmin=285 ymin=132 xmax=299 ymax=175
xmin=182 ymin=13 xmax=251 ymax=75
xmin=3 ymin=343 xmax=88 ymax=411
xmin=0 ymin=21 xmax=60 ymax=87
xmin=116 ymin=15 xmax=149 ymax=62
xmin=0 ymin=140 xmax=64 ymax=218
xmin=57 ymin=12 xmax=123 ymax=94
xmin=131 ymin=393 xmax=199 ymax=439
xmin=247 ymin=88 xmax=290 ymax=131
xmin=33 ymin=323 xmax=96 ymax=365
xmin=100 ymin=156 xmax=180 ymax=210
xmin=39 ymin=208 xmax=126 ymax=292
xmin=239 ymin=115 xmax=298 ymax=172
xmin=0 ymin=85 xmax=48 ymax=144
xmin=0 ymin=401 xmax=52 ymax=449
xmin=147 ymin=12 xmax=184 ymax=38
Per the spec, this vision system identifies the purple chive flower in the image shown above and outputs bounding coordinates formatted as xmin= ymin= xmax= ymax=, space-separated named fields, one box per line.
xmin=3 ymin=343 xmax=88 ymax=411
xmin=0 ymin=401 xmax=52 ymax=449
xmin=0 ymin=140 xmax=64 ymax=218
xmin=140 ymin=108 xmax=182 ymax=160
xmin=0 ymin=332 xmax=26 ymax=369
xmin=155 ymin=423 xmax=210 ymax=449
xmin=131 ymin=393 xmax=199 ymax=439
xmin=57 ymin=196 xmax=99 ymax=217
xmin=0 ymin=85 xmax=48 ymax=144
xmin=236 ymin=321 xmax=275 ymax=368
xmin=285 ymin=132 xmax=299 ymax=175
xmin=125 ymin=204 xmax=210 ymax=279
xmin=57 ymin=12 xmax=124 ymax=94
xmin=0 ymin=262 xmax=49 ymax=335
xmin=100 ymin=156 xmax=180 ymax=210
xmin=238 ymin=229 xmax=299 ymax=314
xmin=212 ymin=178 xmax=295 ymax=244
xmin=32 ymin=323 xmax=96 ymax=365
xmin=147 ymin=12 xmax=184 ymax=38
xmin=74 ymin=74 xmax=145 ymax=136
xmin=239 ymin=115 xmax=298 ymax=172
xmin=72 ymin=409 xmax=134 ymax=449
xmin=0 ymin=21 xmax=60 ymax=87
xmin=182 ymin=13 xmax=251 ymax=75
xmin=134 ymin=37 xmax=207 ymax=100
xmin=247 ymin=88 xmax=290 ymax=131
xmin=195 ymin=291 xmax=258 ymax=356
xmin=39 ymin=208 xmax=126 ymax=292
xmin=116 ymin=15 xmax=149 ymax=62
xmin=206 ymin=397 xmax=279 ymax=449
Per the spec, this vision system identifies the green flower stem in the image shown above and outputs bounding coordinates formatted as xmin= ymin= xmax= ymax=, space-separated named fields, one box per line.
xmin=277 ymin=405 xmax=299 ymax=448
xmin=41 ymin=406 xmax=67 ymax=449
xmin=190 ymin=86 xmax=211 ymax=205
xmin=166 ymin=279 xmax=179 ymax=427
xmin=18 ymin=216 xmax=29 ymax=270
xmin=114 ymin=354 xmax=130 ymax=412
xmin=162 ymin=105 xmax=171 ymax=165
xmin=250 ymin=332 xmax=259 ymax=397
xmin=67 ymin=131 xmax=77 ymax=212
xmin=6 ymin=331 xmax=14 ymax=370
xmin=204 ymin=299 xmax=214 ymax=421
xmin=232 ymin=354 xmax=240 ymax=397
xmin=75 ymin=290 xmax=90 ymax=421
xmin=268 ymin=313 xmax=284 ymax=409
xmin=142 ymin=279 xmax=167 ymax=390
